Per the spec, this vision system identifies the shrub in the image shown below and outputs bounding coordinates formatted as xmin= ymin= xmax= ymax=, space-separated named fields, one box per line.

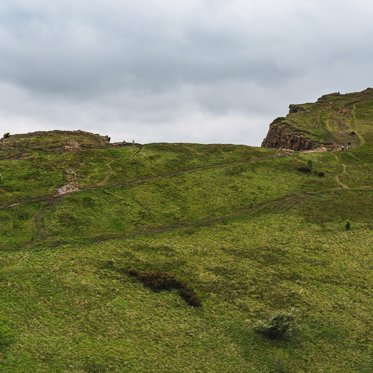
xmin=254 ymin=309 xmax=297 ymax=339
xmin=318 ymin=171 xmax=325 ymax=177
xmin=2 ymin=133 xmax=10 ymax=139
xmin=345 ymin=221 xmax=351 ymax=231
xmin=297 ymin=167 xmax=311 ymax=173
xmin=128 ymin=269 xmax=201 ymax=307
xmin=179 ymin=287 xmax=201 ymax=307
xmin=297 ymin=160 xmax=316 ymax=174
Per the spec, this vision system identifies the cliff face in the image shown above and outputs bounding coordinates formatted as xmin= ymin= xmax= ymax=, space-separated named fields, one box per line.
xmin=261 ymin=119 xmax=320 ymax=151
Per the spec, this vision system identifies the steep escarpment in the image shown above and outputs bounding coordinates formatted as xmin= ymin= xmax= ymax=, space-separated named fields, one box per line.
xmin=261 ymin=118 xmax=321 ymax=151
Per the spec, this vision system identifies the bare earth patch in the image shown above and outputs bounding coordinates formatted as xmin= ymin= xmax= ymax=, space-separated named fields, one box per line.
xmin=57 ymin=168 xmax=80 ymax=195
xmin=57 ymin=183 xmax=80 ymax=195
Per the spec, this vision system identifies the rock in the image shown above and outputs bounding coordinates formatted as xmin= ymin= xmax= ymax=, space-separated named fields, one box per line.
xmin=289 ymin=105 xmax=306 ymax=114
xmin=64 ymin=139 xmax=81 ymax=151
xmin=57 ymin=183 xmax=80 ymax=195
xmin=57 ymin=168 xmax=79 ymax=194
xmin=261 ymin=120 xmax=320 ymax=151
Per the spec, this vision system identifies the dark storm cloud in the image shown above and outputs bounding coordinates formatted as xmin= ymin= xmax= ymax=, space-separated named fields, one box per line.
xmin=0 ymin=0 xmax=372 ymax=144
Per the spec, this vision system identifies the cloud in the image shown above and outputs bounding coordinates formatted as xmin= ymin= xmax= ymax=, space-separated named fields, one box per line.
xmin=0 ymin=0 xmax=372 ymax=145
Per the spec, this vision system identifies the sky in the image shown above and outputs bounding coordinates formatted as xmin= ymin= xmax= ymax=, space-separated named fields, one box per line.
xmin=0 ymin=0 xmax=372 ymax=146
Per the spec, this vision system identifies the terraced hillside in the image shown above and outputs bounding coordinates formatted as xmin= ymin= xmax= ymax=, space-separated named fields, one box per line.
xmin=0 ymin=92 xmax=372 ymax=372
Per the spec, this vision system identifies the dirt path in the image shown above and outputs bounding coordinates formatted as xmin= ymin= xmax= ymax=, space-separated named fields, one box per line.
xmin=0 ymin=152 xmax=31 ymax=161
xmin=19 ymin=184 xmax=371 ymax=251
xmin=333 ymin=153 xmax=349 ymax=190
xmin=352 ymin=104 xmax=365 ymax=146
xmin=0 ymin=154 xmax=287 ymax=211
xmin=97 ymin=162 xmax=113 ymax=186
xmin=2 ymin=181 xmax=371 ymax=252
xmin=335 ymin=163 xmax=349 ymax=190
xmin=325 ymin=113 xmax=334 ymax=136
xmin=344 ymin=152 xmax=361 ymax=162
xmin=3 ymin=150 xmax=371 ymax=248
xmin=33 ymin=196 xmax=61 ymax=240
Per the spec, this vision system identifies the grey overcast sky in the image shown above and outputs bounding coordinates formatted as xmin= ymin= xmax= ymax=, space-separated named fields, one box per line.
xmin=0 ymin=0 xmax=372 ymax=145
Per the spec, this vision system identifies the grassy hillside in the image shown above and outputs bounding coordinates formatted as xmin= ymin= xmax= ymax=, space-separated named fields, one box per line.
xmin=0 ymin=94 xmax=372 ymax=372
xmin=286 ymin=88 xmax=373 ymax=146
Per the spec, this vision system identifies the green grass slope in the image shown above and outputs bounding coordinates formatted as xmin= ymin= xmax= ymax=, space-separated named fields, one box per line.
xmin=0 ymin=96 xmax=372 ymax=372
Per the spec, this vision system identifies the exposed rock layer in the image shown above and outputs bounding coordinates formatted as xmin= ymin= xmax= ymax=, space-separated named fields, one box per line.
xmin=261 ymin=120 xmax=320 ymax=151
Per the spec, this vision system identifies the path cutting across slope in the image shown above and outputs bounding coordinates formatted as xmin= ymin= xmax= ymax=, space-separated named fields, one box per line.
xmin=0 ymin=153 xmax=288 ymax=211
xmin=352 ymin=104 xmax=366 ymax=146
xmin=333 ymin=153 xmax=349 ymax=190
xmin=18 ymin=184 xmax=371 ymax=251
xmin=97 ymin=161 xmax=113 ymax=186
xmin=1 ymin=147 xmax=371 ymax=251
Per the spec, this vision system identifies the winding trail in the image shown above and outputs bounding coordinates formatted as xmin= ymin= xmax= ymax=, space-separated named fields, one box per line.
xmin=97 ymin=161 xmax=113 ymax=186
xmin=333 ymin=153 xmax=349 ymax=190
xmin=335 ymin=163 xmax=349 ymax=190
xmin=9 ymin=184 xmax=371 ymax=252
xmin=1 ymin=148 xmax=371 ymax=251
xmin=33 ymin=196 xmax=61 ymax=240
xmin=352 ymin=104 xmax=365 ymax=146
xmin=0 ymin=153 xmax=287 ymax=211
xmin=0 ymin=154 xmax=288 ymax=241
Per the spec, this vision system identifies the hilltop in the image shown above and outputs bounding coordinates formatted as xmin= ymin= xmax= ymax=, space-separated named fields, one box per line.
xmin=262 ymin=88 xmax=373 ymax=151
xmin=0 ymin=90 xmax=371 ymax=372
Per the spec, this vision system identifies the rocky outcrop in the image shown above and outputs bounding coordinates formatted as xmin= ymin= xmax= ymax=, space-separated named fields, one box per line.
xmin=261 ymin=119 xmax=320 ymax=151
xmin=57 ymin=168 xmax=79 ymax=195
xmin=64 ymin=139 xmax=81 ymax=151
xmin=288 ymin=104 xmax=306 ymax=114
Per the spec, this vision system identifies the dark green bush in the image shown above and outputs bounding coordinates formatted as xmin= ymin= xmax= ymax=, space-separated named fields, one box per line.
xmin=318 ymin=171 xmax=325 ymax=177
xmin=254 ymin=310 xmax=297 ymax=339
xmin=297 ymin=167 xmax=311 ymax=173
xmin=128 ymin=269 xmax=201 ymax=307
xmin=2 ymin=133 xmax=10 ymax=139
xmin=345 ymin=221 xmax=351 ymax=231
